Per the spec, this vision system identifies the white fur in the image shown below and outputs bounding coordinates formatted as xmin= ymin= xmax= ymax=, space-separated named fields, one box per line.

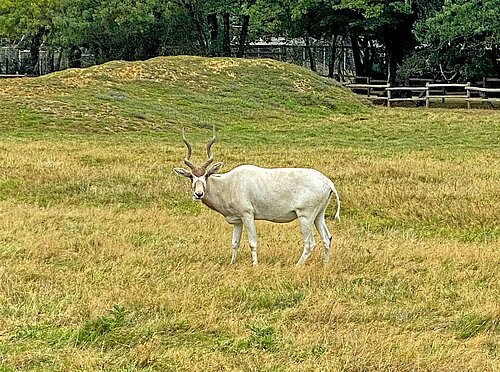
xmin=176 ymin=164 xmax=340 ymax=266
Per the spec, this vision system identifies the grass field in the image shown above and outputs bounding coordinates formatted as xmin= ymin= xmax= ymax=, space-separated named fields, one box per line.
xmin=0 ymin=56 xmax=499 ymax=371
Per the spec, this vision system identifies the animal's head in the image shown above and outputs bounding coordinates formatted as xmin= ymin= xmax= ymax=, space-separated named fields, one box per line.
xmin=174 ymin=126 xmax=223 ymax=200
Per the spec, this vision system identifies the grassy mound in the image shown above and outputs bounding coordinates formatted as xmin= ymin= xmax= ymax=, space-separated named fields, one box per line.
xmin=0 ymin=56 xmax=369 ymax=135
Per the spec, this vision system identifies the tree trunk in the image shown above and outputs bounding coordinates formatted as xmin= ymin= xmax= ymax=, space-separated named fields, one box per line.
xmin=361 ymin=39 xmax=373 ymax=76
xmin=492 ymin=44 xmax=499 ymax=75
xmin=350 ymin=35 xmax=363 ymax=76
xmin=328 ymin=34 xmax=338 ymax=79
xmin=143 ymin=8 xmax=164 ymax=58
xmin=48 ymin=47 xmax=55 ymax=73
xmin=236 ymin=14 xmax=250 ymax=58
xmin=222 ymin=12 xmax=231 ymax=57
xmin=304 ymin=34 xmax=316 ymax=72
xmin=55 ymin=47 xmax=63 ymax=71
xmin=29 ymin=28 xmax=45 ymax=75
xmin=68 ymin=45 xmax=82 ymax=68
xmin=207 ymin=13 xmax=218 ymax=56
xmin=382 ymin=31 xmax=397 ymax=85
xmin=179 ymin=0 xmax=207 ymax=53
xmin=386 ymin=49 xmax=397 ymax=85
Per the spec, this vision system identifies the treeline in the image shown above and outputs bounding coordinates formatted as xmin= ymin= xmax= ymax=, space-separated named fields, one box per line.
xmin=0 ymin=0 xmax=499 ymax=83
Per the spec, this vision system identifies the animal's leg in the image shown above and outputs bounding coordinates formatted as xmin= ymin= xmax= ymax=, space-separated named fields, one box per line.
xmin=230 ymin=222 xmax=243 ymax=264
xmin=242 ymin=216 xmax=258 ymax=266
xmin=315 ymin=214 xmax=332 ymax=264
xmin=296 ymin=215 xmax=316 ymax=266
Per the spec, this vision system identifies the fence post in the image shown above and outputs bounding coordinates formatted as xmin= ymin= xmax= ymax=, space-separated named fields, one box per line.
xmin=367 ymin=77 xmax=371 ymax=98
xmin=466 ymin=82 xmax=471 ymax=109
xmin=425 ymin=82 xmax=430 ymax=108
xmin=387 ymin=83 xmax=391 ymax=108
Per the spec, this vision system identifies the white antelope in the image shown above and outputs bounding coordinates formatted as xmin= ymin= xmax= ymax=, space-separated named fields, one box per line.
xmin=174 ymin=127 xmax=341 ymax=266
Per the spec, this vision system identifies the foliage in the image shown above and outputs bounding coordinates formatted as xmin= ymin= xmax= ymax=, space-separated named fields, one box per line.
xmin=0 ymin=0 xmax=61 ymax=40
xmin=0 ymin=0 xmax=66 ymax=73
xmin=332 ymin=0 xmax=416 ymax=82
xmin=56 ymin=0 xmax=172 ymax=62
xmin=411 ymin=0 xmax=500 ymax=81
xmin=0 ymin=0 xmax=499 ymax=82
xmin=416 ymin=0 xmax=500 ymax=47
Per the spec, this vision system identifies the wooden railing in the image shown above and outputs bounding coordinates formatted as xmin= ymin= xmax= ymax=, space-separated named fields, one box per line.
xmin=0 ymin=74 xmax=30 ymax=78
xmin=344 ymin=81 xmax=500 ymax=108
xmin=345 ymin=83 xmax=389 ymax=99
xmin=465 ymin=86 xmax=500 ymax=109
xmin=425 ymin=83 xmax=469 ymax=108
xmin=387 ymin=86 xmax=426 ymax=107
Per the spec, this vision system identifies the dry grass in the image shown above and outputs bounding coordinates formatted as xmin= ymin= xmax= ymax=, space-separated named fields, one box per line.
xmin=1 ymin=132 xmax=499 ymax=371
xmin=0 ymin=57 xmax=499 ymax=371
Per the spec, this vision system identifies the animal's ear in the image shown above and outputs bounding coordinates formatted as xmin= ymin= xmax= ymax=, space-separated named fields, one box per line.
xmin=174 ymin=168 xmax=191 ymax=178
xmin=206 ymin=162 xmax=223 ymax=176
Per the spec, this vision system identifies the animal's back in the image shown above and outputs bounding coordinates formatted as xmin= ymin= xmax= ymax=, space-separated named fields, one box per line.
xmin=230 ymin=165 xmax=333 ymax=191
xmin=226 ymin=165 xmax=334 ymax=222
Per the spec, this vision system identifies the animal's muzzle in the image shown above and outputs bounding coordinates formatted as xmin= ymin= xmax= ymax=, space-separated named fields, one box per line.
xmin=193 ymin=179 xmax=205 ymax=200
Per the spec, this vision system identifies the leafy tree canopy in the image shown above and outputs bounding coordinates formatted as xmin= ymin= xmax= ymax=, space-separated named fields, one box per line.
xmin=0 ymin=0 xmax=498 ymax=80
xmin=412 ymin=0 xmax=500 ymax=81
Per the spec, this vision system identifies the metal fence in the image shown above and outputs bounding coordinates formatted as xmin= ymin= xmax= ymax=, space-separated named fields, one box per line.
xmin=1 ymin=38 xmax=357 ymax=78
xmin=243 ymin=42 xmax=355 ymax=78
xmin=0 ymin=47 xmax=95 ymax=75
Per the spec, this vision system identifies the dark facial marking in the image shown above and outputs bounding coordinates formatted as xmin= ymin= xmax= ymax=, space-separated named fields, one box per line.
xmin=192 ymin=167 xmax=206 ymax=177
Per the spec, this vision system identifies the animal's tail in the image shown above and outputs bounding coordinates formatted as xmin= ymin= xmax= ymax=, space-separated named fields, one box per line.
xmin=330 ymin=184 xmax=341 ymax=222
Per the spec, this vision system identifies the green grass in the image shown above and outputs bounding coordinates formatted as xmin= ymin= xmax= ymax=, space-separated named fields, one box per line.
xmin=0 ymin=56 xmax=367 ymax=136
xmin=0 ymin=56 xmax=499 ymax=371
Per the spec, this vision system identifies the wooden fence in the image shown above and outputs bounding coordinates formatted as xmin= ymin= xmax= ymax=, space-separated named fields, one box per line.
xmin=465 ymin=85 xmax=500 ymax=108
xmin=0 ymin=74 xmax=33 ymax=79
xmin=344 ymin=79 xmax=500 ymax=108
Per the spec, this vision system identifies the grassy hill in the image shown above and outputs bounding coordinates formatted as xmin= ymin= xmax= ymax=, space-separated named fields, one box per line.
xmin=1 ymin=56 xmax=497 ymax=152
xmin=0 ymin=56 xmax=499 ymax=371
xmin=0 ymin=56 xmax=368 ymax=135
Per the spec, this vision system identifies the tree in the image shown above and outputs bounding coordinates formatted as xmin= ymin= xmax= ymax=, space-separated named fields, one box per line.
xmin=204 ymin=0 xmax=259 ymax=57
xmin=249 ymin=0 xmax=358 ymax=76
xmin=0 ymin=0 xmax=65 ymax=74
xmin=413 ymin=0 xmax=500 ymax=81
xmin=58 ymin=0 xmax=171 ymax=62
xmin=334 ymin=0 xmax=418 ymax=84
xmin=236 ymin=0 xmax=256 ymax=57
xmin=3 ymin=0 xmax=496 ymax=84
xmin=251 ymin=0 xmax=418 ymax=81
xmin=288 ymin=0 xmax=354 ymax=75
